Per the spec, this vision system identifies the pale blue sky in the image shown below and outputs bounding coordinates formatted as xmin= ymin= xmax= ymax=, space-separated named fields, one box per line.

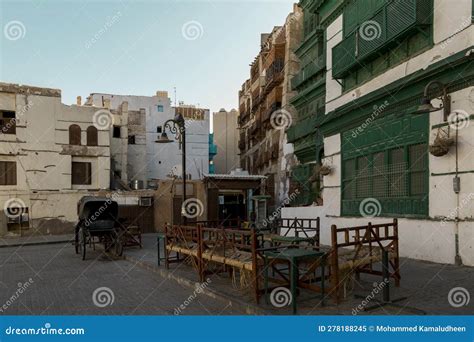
xmin=0 ymin=0 xmax=295 ymax=114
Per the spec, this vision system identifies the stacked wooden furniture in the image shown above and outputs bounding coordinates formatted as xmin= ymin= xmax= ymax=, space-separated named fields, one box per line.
xmin=163 ymin=218 xmax=401 ymax=306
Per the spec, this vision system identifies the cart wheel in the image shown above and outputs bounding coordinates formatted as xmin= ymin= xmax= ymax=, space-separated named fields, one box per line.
xmin=103 ymin=237 xmax=110 ymax=252
xmin=74 ymin=226 xmax=79 ymax=254
xmin=114 ymin=239 xmax=123 ymax=257
xmin=113 ymin=230 xmax=123 ymax=257
xmin=79 ymin=227 xmax=87 ymax=260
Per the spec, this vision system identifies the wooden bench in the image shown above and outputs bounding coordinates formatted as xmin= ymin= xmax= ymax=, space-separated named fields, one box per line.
xmin=164 ymin=223 xmax=262 ymax=303
xmin=328 ymin=219 xmax=400 ymax=303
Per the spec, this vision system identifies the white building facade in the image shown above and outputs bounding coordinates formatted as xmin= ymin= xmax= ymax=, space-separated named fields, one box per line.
xmin=284 ymin=0 xmax=474 ymax=266
xmin=87 ymin=92 xmax=210 ymax=185
xmin=0 ymin=83 xmax=111 ymax=236
xmin=212 ymin=109 xmax=240 ymax=174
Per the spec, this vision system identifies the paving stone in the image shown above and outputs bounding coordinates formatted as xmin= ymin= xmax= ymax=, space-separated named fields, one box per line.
xmin=0 ymin=242 xmax=244 ymax=315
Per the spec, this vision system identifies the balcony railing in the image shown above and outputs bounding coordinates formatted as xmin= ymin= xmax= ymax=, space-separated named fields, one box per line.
xmin=332 ymin=0 xmax=432 ymax=78
xmin=265 ymin=59 xmax=284 ymax=86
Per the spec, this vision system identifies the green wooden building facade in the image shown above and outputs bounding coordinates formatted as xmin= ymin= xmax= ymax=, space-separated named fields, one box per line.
xmin=287 ymin=0 xmax=474 ymax=217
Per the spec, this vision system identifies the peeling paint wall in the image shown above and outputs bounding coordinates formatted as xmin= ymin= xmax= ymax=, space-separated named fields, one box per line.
xmin=0 ymin=83 xmax=111 ymax=236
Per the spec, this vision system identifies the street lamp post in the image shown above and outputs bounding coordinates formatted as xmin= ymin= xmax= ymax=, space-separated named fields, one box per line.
xmin=156 ymin=113 xmax=187 ymax=224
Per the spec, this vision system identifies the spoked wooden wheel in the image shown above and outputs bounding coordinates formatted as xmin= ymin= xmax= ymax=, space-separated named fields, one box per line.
xmin=78 ymin=227 xmax=87 ymax=260
xmin=75 ymin=226 xmax=80 ymax=254
xmin=113 ymin=231 xmax=123 ymax=257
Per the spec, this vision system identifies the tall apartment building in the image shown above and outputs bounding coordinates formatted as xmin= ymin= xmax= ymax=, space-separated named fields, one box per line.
xmin=0 ymin=82 xmax=110 ymax=236
xmin=212 ymin=108 xmax=239 ymax=174
xmin=238 ymin=4 xmax=303 ymax=209
xmin=283 ymin=0 xmax=474 ymax=266
xmin=86 ymin=93 xmax=210 ymax=185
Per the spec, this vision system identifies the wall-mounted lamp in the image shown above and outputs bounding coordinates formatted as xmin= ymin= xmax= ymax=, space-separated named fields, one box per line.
xmin=410 ymin=80 xmax=450 ymax=121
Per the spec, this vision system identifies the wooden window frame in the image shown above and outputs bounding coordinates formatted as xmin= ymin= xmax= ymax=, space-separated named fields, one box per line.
xmin=69 ymin=124 xmax=82 ymax=145
xmin=342 ymin=143 xmax=428 ymax=217
xmin=72 ymin=162 xmax=92 ymax=185
xmin=0 ymin=111 xmax=16 ymax=135
xmin=0 ymin=161 xmax=17 ymax=185
xmin=86 ymin=126 xmax=98 ymax=146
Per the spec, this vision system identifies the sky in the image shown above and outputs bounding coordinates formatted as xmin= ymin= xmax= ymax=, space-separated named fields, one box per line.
xmin=0 ymin=0 xmax=295 ymax=116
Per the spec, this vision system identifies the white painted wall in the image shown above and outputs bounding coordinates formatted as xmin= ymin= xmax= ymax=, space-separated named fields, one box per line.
xmin=0 ymin=91 xmax=110 ymax=192
xmin=0 ymin=85 xmax=111 ymax=236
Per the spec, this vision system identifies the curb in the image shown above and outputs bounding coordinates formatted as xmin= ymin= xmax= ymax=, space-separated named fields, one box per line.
xmin=0 ymin=238 xmax=73 ymax=249
xmin=123 ymin=253 xmax=268 ymax=315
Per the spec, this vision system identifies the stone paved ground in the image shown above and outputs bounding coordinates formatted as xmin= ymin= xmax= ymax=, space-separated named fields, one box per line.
xmin=126 ymin=234 xmax=474 ymax=315
xmin=1 ymin=233 xmax=472 ymax=315
xmin=0 ymin=241 xmax=244 ymax=315
xmin=0 ymin=234 xmax=73 ymax=248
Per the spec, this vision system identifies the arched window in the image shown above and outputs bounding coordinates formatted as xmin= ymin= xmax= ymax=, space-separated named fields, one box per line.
xmin=86 ymin=126 xmax=98 ymax=146
xmin=69 ymin=124 xmax=81 ymax=145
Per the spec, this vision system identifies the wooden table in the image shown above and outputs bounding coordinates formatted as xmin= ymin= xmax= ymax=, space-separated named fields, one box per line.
xmin=263 ymin=248 xmax=327 ymax=314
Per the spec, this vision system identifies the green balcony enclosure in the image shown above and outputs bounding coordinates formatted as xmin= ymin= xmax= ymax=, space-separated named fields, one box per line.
xmin=286 ymin=115 xmax=318 ymax=144
xmin=332 ymin=0 xmax=433 ymax=79
xmin=291 ymin=55 xmax=326 ymax=90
